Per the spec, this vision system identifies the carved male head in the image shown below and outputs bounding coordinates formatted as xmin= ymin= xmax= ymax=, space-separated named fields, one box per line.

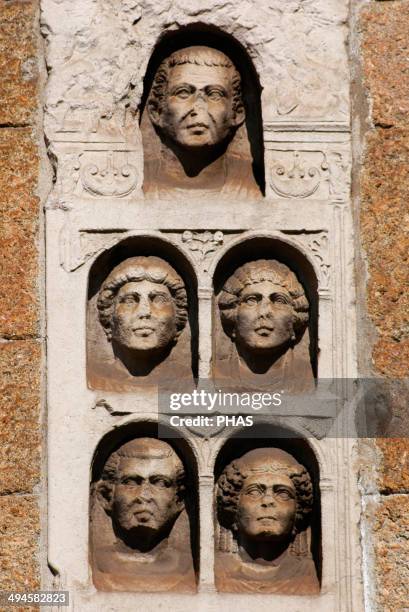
xmin=147 ymin=46 xmax=245 ymax=150
xmin=97 ymin=438 xmax=185 ymax=549
xmin=218 ymin=260 xmax=309 ymax=355
xmin=217 ymin=448 xmax=313 ymax=546
xmin=97 ymin=256 xmax=188 ymax=355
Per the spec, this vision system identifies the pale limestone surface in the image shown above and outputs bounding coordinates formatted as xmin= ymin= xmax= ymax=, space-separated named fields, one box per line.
xmin=42 ymin=0 xmax=363 ymax=610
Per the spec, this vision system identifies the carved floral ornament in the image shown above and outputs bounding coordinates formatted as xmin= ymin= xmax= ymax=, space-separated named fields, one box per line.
xmin=268 ymin=148 xmax=350 ymax=200
xmin=181 ymin=230 xmax=224 ymax=262
xmin=81 ymin=152 xmax=139 ymax=198
xmin=270 ymin=151 xmax=328 ymax=199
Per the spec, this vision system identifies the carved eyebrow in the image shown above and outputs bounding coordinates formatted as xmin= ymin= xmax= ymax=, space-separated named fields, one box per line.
xmin=148 ymin=290 xmax=170 ymax=297
xmin=204 ymin=85 xmax=228 ymax=93
xmin=243 ymin=483 xmax=265 ymax=492
xmin=241 ymin=291 xmax=262 ymax=298
xmin=150 ymin=474 xmax=173 ymax=481
xmin=270 ymin=292 xmax=292 ymax=302
xmin=117 ymin=290 xmax=140 ymax=300
xmin=170 ymin=83 xmax=195 ymax=93
xmin=273 ymin=484 xmax=295 ymax=493
xmin=119 ymin=473 xmax=144 ymax=482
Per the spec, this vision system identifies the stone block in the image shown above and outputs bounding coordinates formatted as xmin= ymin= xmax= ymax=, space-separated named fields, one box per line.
xmin=372 ymin=495 xmax=409 ymax=612
xmin=361 ymin=2 xmax=409 ymax=129
xmin=360 ymin=128 xmax=409 ymax=377
xmin=376 ymin=439 xmax=409 ymax=494
xmin=0 ymin=495 xmax=40 ymax=592
xmin=0 ymin=341 xmax=41 ymax=495
xmin=0 ymin=0 xmax=39 ymax=126
xmin=0 ymin=128 xmax=40 ymax=338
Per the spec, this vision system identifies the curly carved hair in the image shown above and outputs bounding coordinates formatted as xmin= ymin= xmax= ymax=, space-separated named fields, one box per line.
xmin=218 ymin=259 xmax=309 ymax=339
xmin=98 ymin=438 xmax=186 ymax=515
xmin=147 ymin=46 xmax=244 ymax=125
xmin=217 ymin=448 xmax=313 ymax=536
xmin=97 ymin=256 xmax=188 ymax=341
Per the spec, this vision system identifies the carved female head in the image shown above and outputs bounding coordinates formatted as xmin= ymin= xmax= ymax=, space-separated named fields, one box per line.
xmin=218 ymin=260 xmax=309 ymax=355
xmin=97 ymin=256 xmax=188 ymax=353
xmin=217 ymin=448 xmax=313 ymax=543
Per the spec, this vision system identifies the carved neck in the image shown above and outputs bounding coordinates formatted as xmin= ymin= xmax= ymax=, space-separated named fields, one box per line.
xmin=237 ymin=534 xmax=293 ymax=564
xmin=235 ymin=341 xmax=293 ymax=375
xmin=114 ymin=528 xmax=171 ymax=557
xmin=157 ymin=139 xmax=228 ymax=190
xmin=112 ymin=341 xmax=174 ymax=377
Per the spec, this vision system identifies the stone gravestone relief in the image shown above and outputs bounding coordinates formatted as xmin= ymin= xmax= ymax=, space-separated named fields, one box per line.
xmin=141 ymin=45 xmax=261 ymax=200
xmin=90 ymin=437 xmax=196 ymax=592
xmin=215 ymin=259 xmax=314 ymax=391
xmin=88 ymin=256 xmax=193 ymax=390
xmin=215 ymin=448 xmax=319 ymax=594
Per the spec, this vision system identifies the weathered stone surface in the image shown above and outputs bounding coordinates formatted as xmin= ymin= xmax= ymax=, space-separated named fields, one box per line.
xmin=0 ymin=495 xmax=40 ymax=592
xmin=42 ymin=0 xmax=349 ymax=138
xmin=361 ymin=2 xmax=409 ymax=129
xmin=0 ymin=341 xmax=41 ymax=495
xmin=375 ymin=439 xmax=409 ymax=494
xmin=0 ymin=0 xmax=39 ymax=126
xmin=360 ymin=128 xmax=409 ymax=377
xmin=372 ymin=495 xmax=409 ymax=612
xmin=0 ymin=128 xmax=40 ymax=338
xmin=359 ymin=4 xmax=409 ymax=611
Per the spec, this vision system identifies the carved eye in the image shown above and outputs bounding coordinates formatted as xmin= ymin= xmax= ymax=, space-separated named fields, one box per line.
xmin=121 ymin=476 xmax=141 ymax=486
xmin=274 ymin=487 xmax=295 ymax=501
xmin=244 ymin=485 xmax=263 ymax=498
xmin=174 ymin=87 xmax=192 ymax=99
xmin=151 ymin=294 xmax=170 ymax=305
xmin=207 ymin=89 xmax=225 ymax=101
xmin=151 ymin=476 xmax=172 ymax=488
xmin=272 ymin=293 xmax=291 ymax=305
xmin=242 ymin=294 xmax=259 ymax=306
xmin=120 ymin=295 xmax=139 ymax=305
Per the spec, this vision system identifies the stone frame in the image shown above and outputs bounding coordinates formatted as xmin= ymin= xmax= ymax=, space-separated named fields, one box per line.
xmin=44 ymin=2 xmax=362 ymax=610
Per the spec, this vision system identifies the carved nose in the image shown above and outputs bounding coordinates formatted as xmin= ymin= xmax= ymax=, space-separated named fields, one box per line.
xmin=258 ymin=299 xmax=273 ymax=317
xmin=192 ymin=93 xmax=207 ymax=111
xmin=136 ymin=482 xmax=153 ymax=501
xmin=136 ymin=296 xmax=151 ymax=318
xmin=261 ymin=491 xmax=276 ymax=506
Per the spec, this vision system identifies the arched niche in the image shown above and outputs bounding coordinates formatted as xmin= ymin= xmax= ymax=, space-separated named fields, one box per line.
xmin=90 ymin=420 xmax=199 ymax=592
xmin=139 ymin=24 xmax=265 ymax=198
xmin=213 ymin=424 xmax=321 ymax=593
xmin=87 ymin=234 xmax=198 ymax=390
xmin=212 ymin=236 xmax=318 ymax=389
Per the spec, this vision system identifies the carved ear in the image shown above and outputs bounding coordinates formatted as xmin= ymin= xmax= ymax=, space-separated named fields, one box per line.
xmin=232 ymin=104 xmax=245 ymax=127
xmin=96 ymin=480 xmax=113 ymax=515
xmin=147 ymin=101 xmax=162 ymax=128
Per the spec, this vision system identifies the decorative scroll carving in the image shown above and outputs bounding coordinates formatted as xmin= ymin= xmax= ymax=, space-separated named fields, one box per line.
xmin=91 ymin=438 xmax=196 ymax=592
xmin=326 ymin=149 xmax=350 ymax=200
xmin=215 ymin=448 xmax=319 ymax=594
xmin=60 ymin=229 xmax=128 ymax=272
xmin=81 ymin=152 xmax=139 ymax=197
xmin=215 ymin=259 xmax=314 ymax=392
xmin=308 ymin=233 xmax=331 ymax=291
xmin=181 ymin=231 xmax=224 ymax=263
xmin=269 ymin=151 xmax=328 ymax=199
xmin=288 ymin=231 xmax=331 ymax=292
xmin=56 ymin=153 xmax=82 ymax=199
xmin=267 ymin=147 xmax=350 ymax=201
